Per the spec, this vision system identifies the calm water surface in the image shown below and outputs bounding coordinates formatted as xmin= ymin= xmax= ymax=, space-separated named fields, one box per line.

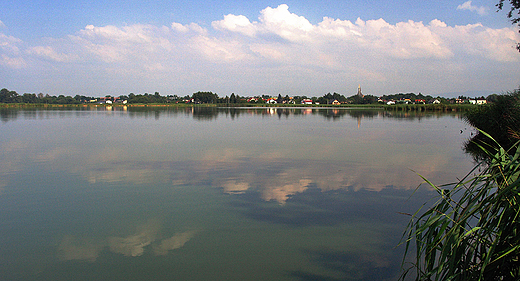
xmin=0 ymin=107 xmax=475 ymax=280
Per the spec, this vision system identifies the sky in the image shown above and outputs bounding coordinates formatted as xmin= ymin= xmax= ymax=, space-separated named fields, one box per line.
xmin=1 ymin=0 xmax=519 ymax=98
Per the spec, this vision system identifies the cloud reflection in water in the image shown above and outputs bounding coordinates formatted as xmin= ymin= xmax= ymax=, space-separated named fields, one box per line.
xmin=58 ymin=219 xmax=197 ymax=261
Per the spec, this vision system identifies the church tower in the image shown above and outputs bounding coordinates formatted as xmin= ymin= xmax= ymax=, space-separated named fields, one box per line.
xmin=357 ymin=85 xmax=363 ymax=97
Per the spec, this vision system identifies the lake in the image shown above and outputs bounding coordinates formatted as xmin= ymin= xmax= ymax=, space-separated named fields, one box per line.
xmin=0 ymin=107 xmax=476 ymax=280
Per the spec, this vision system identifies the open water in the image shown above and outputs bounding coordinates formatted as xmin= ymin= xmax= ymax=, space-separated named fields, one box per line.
xmin=0 ymin=107 xmax=476 ymax=280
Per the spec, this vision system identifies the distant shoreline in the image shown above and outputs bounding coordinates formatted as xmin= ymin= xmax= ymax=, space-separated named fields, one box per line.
xmin=0 ymin=102 xmax=478 ymax=112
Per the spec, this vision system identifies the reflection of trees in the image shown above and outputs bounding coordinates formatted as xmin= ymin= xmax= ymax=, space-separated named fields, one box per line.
xmin=191 ymin=107 xmax=219 ymax=120
xmin=0 ymin=107 xmax=463 ymax=123
xmin=382 ymin=111 xmax=460 ymax=122
xmin=0 ymin=109 xmax=19 ymax=122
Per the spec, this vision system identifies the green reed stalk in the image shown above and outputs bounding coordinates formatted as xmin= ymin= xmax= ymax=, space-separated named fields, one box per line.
xmin=400 ymin=131 xmax=520 ymax=281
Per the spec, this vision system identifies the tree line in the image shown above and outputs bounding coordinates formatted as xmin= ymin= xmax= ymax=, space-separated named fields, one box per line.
xmin=0 ymin=88 xmax=501 ymax=105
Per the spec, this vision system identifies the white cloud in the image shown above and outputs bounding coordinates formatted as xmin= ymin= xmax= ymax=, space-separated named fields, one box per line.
xmin=0 ymin=28 xmax=26 ymax=68
xmin=70 ymin=24 xmax=174 ymax=63
xmin=0 ymin=33 xmax=22 ymax=53
xmin=259 ymin=4 xmax=314 ymax=42
xmin=315 ymin=17 xmax=454 ymax=59
xmin=192 ymin=35 xmax=252 ymax=62
xmin=27 ymin=46 xmax=77 ymax=62
xmin=171 ymin=22 xmax=190 ymax=33
xmin=457 ymin=1 xmax=488 ymax=16
xmin=212 ymin=14 xmax=257 ymax=37
xmin=3 ymin=4 xmax=519 ymax=96
xmin=1 ymin=54 xmax=26 ymax=68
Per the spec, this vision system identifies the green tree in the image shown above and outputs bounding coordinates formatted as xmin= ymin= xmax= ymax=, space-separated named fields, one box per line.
xmin=277 ymin=94 xmax=283 ymax=103
xmin=22 ymin=93 xmax=38 ymax=103
xmin=464 ymin=89 xmax=520 ymax=160
xmin=346 ymin=94 xmax=363 ymax=104
xmin=0 ymin=88 xmax=19 ymax=103
xmin=192 ymin=91 xmax=218 ymax=104
xmin=362 ymin=95 xmax=378 ymax=104
xmin=229 ymin=93 xmax=237 ymax=104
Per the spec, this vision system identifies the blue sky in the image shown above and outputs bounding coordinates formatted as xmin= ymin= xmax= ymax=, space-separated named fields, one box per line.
xmin=1 ymin=1 xmax=519 ymax=97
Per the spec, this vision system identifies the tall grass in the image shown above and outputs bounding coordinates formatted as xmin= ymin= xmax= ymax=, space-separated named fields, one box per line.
xmin=400 ymin=132 xmax=520 ymax=281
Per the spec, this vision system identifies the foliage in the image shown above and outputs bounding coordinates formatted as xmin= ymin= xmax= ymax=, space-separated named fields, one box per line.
xmin=497 ymin=0 xmax=520 ymax=51
xmin=346 ymin=94 xmax=379 ymax=104
xmin=317 ymin=92 xmax=347 ymax=104
xmin=400 ymin=133 xmax=520 ymax=281
xmin=128 ymin=92 xmax=169 ymax=103
xmin=380 ymin=92 xmax=434 ymax=103
xmin=0 ymin=88 xmax=89 ymax=104
xmin=464 ymin=89 xmax=520 ymax=160
xmin=191 ymin=91 xmax=218 ymax=104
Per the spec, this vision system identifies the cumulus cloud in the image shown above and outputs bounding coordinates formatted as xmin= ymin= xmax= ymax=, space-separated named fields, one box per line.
xmin=259 ymin=4 xmax=314 ymax=42
xmin=71 ymin=24 xmax=174 ymax=63
xmin=27 ymin=46 xmax=77 ymax=62
xmin=7 ymin=4 xmax=518 ymax=66
xmin=457 ymin=1 xmax=488 ymax=15
xmin=212 ymin=14 xmax=257 ymax=37
xmin=172 ymin=22 xmax=206 ymax=34
xmin=2 ymin=4 xmax=519 ymax=95
xmin=0 ymin=54 xmax=26 ymax=68
xmin=207 ymin=4 xmax=517 ymax=62
xmin=0 ymin=29 xmax=26 ymax=68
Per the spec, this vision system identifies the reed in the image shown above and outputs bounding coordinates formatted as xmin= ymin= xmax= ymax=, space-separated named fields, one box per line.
xmin=400 ymin=132 xmax=520 ymax=281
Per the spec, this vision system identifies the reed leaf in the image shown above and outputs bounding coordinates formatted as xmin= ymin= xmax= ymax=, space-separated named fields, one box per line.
xmin=400 ymin=133 xmax=520 ymax=281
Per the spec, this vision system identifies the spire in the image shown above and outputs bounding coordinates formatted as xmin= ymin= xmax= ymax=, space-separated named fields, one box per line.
xmin=357 ymin=85 xmax=363 ymax=97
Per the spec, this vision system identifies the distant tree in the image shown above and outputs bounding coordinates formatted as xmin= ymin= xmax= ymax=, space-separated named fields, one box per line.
xmin=192 ymin=91 xmax=218 ymax=104
xmin=346 ymin=94 xmax=363 ymax=104
xmin=277 ymin=94 xmax=283 ymax=103
xmin=497 ymin=0 xmax=520 ymax=51
xmin=22 ymin=93 xmax=37 ymax=103
xmin=362 ymin=95 xmax=378 ymax=104
xmin=486 ymin=93 xmax=500 ymax=103
xmin=229 ymin=93 xmax=237 ymax=104
xmin=0 ymin=88 xmax=19 ymax=103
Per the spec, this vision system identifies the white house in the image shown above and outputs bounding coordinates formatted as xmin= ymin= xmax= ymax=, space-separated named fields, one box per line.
xmin=469 ymin=99 xmax=487 ymax=105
